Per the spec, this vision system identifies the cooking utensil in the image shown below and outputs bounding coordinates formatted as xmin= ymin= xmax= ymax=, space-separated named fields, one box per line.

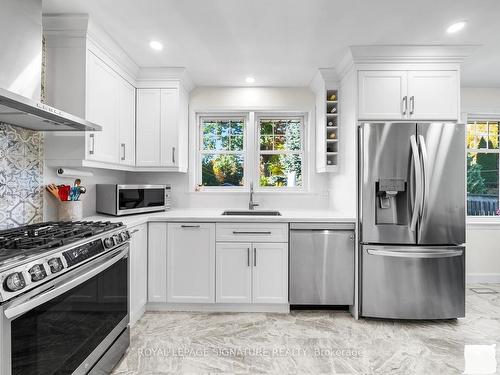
xmin=46 ymin=184 xmax=61 ymax=201
xmin=78 ymin=186 xmax=86 ymax=195
xmin=58 ymin=185 xmax=71 ymax=201
xmin=74 ymin=178 xmax=81 ymax=187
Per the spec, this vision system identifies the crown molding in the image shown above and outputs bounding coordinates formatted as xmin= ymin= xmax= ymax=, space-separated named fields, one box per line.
xmin=137 ymin=67 xmax=195 ymax=91
xmin=336 ymin=44 xmax=480 ymax=80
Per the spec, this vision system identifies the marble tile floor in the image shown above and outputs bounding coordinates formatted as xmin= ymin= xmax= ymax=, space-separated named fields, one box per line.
xmin=112 ymin=284 xmax=500 ymax=375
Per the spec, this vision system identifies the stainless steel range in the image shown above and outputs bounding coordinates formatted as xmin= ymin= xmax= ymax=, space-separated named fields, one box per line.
xmin=0 ymin=221 xmax=130 ymax=375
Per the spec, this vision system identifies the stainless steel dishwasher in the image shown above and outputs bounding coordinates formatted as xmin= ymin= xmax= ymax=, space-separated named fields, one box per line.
xmin=290 ymin=223 xmax=355 ymax=305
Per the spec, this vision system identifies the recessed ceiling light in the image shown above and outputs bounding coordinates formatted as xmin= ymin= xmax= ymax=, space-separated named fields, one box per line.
xmin=245 ymin=77 xmax=255 ymax=83
xmin=447 ymin=21 xmax=467 ymax=34
xmin=149 ymin=40 xmax=163 ymax=51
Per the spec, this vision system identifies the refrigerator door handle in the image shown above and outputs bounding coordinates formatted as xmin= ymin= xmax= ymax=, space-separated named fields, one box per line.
xmin=409 ymin=135 xmax=423 ymax=232
xmin=418 ymin=134 xmax=430 ymax=223
xmin=366 ymin=249 xmax=463 ymax=258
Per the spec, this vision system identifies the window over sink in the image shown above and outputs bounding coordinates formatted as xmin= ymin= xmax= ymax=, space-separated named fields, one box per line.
xmin=195 ymin=113 xmax=306 ymax=191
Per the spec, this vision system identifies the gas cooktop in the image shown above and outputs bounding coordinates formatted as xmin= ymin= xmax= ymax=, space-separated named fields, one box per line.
xmin=0 ymin=221 xmax=124 ymax=266
xmin=0 ymin=220 xmax=130 ymax=303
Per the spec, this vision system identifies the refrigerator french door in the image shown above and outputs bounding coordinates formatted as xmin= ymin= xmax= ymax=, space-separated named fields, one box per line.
xmin=359 ymin=122 xmax=465 ymax=319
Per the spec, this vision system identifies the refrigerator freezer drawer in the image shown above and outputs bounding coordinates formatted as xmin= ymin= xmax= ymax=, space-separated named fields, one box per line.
xmin=361 ymin=245 xmax=465 ymax=319
xmin=290 ymin=228 xmax=355 ymax=305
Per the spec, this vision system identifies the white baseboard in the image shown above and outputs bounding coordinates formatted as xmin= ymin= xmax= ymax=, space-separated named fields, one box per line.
xmin=146 ymin=302 xmax=290 ymax=313
xmin=467 ymin=273 xmax=500 ymax=284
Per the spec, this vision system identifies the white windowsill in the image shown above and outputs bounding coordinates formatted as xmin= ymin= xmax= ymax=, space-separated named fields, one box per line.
xmin=467 ymin=216 xmax=500 ymax=230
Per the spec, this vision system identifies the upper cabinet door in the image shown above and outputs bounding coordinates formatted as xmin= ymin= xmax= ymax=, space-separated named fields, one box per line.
xmin=407 ymin=71 xmax=459 ymax=120
xmin=86 ymin=52 xmax=120 ymax=163
xmin=136 ymin=89 xmax=162 ymax=166
xmin=160 ymin=89 xmax=179 ymax=167
xmin=118 ymin=80 xmax=136 ymax=166
xmin=358 ymin=71 xmax=407 ymax=120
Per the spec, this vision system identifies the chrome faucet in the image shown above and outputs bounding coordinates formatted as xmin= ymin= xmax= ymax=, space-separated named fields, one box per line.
xmin=249 ymin=182 xmax=259 ymax=210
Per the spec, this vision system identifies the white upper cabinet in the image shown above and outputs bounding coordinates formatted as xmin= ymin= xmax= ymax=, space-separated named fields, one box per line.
xmin=118 ymin=79 xmax=136 ymax=166
xmin=85 ymin=52 xmax=120 ymax=164
xmin=407 ymin=70 xmax=459 ymax=120
xmin=136 ymin=87 xmax=188 ymax=171
xmin=358 ymin=71 xmax=407 ymax=120
xmin=358 ymin=70 xmax=459 ymax=121
xmin=136 ymin=89 xmax=162 ymax=166
xmin=166 ymin=223 xmax=216 ymax=303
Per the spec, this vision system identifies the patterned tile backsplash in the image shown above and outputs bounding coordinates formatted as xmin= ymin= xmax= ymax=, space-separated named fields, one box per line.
xmin=0 ymin=123 xmax=44 ymax=229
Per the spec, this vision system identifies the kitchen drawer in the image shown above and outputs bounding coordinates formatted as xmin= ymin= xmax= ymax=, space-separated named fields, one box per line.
xmin=216 ymin=223 xmax=288 ymax=243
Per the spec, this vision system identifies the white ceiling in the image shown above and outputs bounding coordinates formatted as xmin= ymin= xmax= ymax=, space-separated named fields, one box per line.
xmin=42 ymin=0 xmax=500 ymax=87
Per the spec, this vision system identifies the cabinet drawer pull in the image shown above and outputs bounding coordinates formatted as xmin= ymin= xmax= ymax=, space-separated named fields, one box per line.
xmin=247 ymin=248 xmax=250 ymax=267
xmin=130 ymin=228 xmax=140 ymax=234
xmin=121 ymin=143 xmax=126 ymax=161
xmin=181 ymin=225 xmax=200 ymax=228
xmin=89 ymin=133 xmax=95 ymax=155
xmin=254 ymin=248 xmax=257 ymax=267
xmin=232 ymin=231 xmax=272 ymax=235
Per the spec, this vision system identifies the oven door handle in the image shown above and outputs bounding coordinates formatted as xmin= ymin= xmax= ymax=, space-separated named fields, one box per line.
xmin=4 ymin=246 xmax=129 ymax=320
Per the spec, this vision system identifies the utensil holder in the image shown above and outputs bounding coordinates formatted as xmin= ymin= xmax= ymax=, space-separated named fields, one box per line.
xmin=58 ymin=201 xmax=83 ymax=221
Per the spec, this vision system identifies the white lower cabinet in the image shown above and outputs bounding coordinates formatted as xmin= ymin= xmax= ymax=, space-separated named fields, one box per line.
xmin=216 ymin=243 xmax=252 ymax=303
xmin=129 ymin=223 xmax=148 ymax=325
xmin=216 ymin=242 xmax=288 ymax=304
xmin=167 ymin=223 xmax=216 ymax=303
xmin=148 ymin=223 xmax=168 ymax=303
xmin=252 ymin=243 xmax=288 ymax=304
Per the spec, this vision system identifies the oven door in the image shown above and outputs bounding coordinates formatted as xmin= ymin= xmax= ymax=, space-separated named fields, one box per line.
xmin=0 ymin=245 xmax=129 ymax=375
xmin=117 ymin=185 xmax=166 ymax=215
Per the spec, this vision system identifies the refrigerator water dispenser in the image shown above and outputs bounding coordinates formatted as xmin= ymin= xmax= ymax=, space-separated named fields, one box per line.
xmin=375 ymin=178 xmax=407 ymax=225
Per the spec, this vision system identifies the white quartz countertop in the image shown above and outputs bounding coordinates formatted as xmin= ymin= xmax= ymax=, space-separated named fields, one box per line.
xmin=85 ymin=209 xmax=356 ymax=228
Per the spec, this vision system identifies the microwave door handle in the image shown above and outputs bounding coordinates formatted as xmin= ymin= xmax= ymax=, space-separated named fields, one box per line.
xmin=409 ymin=135 xmax=422 ymax=232
xmin=3 ymin=246 xmax=128 ymax=320
xmin=418 ymin=135 xmax=429 ymax=224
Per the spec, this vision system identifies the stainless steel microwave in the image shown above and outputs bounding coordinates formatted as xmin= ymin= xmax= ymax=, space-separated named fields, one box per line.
xmin=96 ymin=184 xmax=171 ymax=216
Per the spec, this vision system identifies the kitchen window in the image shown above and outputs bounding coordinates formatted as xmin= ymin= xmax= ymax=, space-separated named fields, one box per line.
xmin=196 ymin=113 xmax=306 ymax=191
xmin=466 ymin=119 xmax=500 ymax=216
xmin=257 ymin=117 xmax=304 ymax=188
xmin=199 ymin=117 xmax=246 ymax=187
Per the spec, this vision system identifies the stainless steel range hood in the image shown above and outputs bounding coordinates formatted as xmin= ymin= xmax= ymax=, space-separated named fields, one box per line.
xmin=0 ymin=87 xmax=102 ymax=131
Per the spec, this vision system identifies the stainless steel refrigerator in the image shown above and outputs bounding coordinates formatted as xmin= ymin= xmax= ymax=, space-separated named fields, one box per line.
xmin=359 ymin=122 xmax=465 ymax=319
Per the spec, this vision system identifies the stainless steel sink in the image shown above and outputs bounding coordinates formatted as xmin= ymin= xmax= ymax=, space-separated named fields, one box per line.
xmin=221 ymin=210 xmax=282 ymax=216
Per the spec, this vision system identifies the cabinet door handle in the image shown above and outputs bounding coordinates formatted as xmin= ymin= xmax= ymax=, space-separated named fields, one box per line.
xmin=410 ymin=96 xmax=415 ymax=115
xmin=232 ymin=231 xmax=272 ymax=235
xmin=121 ymin=143 xmax=126 ymax=161
xmin=247 ymin=248 xmax=250 ymax=267
xmin=402 ymin=96 xmax=407 ymax=116
xmin=254 ymin=248 xmax=257 ymax=267
xmin=172 ymin=147 xmax=176 ymax=164
xmin=180 ymin=224 xmax=200 ymax=228
xmin=89 ymin=133 xmax=95 ymax=155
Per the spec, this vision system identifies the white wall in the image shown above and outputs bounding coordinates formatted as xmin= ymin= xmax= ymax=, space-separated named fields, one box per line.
xmin=462 ymin=87 xmax=500 ymax=283
xmin=126 ymin=86 xmax=331 ymax=210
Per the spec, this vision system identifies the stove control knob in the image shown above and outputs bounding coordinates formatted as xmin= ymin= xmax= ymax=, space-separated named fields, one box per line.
xmin=48 ymin=258 xmax=64 ymax=274
xmin=120 ymin=232 xmax=128 ymax=242
xmin=103 ymin=237 xmax=115 ymax=249
xmin=113 ymin=234 xmax=123 ymax=244
xmin=29 ymin=264 xmax=47 ymax=282
xmin=4 ymin=272 xmax=26 ymax=292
